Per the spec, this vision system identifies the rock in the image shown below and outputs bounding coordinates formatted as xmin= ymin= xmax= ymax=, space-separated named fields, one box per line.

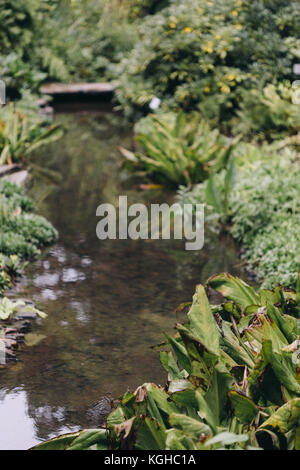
xmin=4 ymin=348 xmax=17 ymax=361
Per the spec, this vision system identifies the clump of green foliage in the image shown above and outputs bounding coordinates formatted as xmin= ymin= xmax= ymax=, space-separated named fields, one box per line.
xmin=178 ymin=144 xmax=300 ymax=288
xmin=230 ymin=148 xmax=300 ymax=287
xmin=232 ymin=83 xmax=300 ymax=140
xmin=0 ymin=296 xmax=47 ymax=321
xmin=114 ymin=0 xmax=300 ymax=126
xmin=0 ymin=180 xmax=58 ymax=262
xmin=0 ymin=254 xmax=22 ymax=292
xmin=0 ymin=102 xmax=63 ymax=165
xmin=120 ymin=112 xmax=239 ymax=186
xmin=0 ymin=0 xmax=136 ymax=94
xmin=33 ymin=274 xmax=300 ymax=450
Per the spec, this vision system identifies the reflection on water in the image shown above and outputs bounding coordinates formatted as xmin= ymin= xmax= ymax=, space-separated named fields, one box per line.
xmin=0 ymin=106 xmax=247 ymax=449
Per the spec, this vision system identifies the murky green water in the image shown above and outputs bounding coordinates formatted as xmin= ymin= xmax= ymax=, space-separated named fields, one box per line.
xmin=0 ymin=105 xmax=247 ymax=449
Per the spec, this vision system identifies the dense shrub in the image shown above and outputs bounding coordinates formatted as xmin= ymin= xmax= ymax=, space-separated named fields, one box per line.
xmin=114 ymin=0 xmax=300 ymax=125
xmin=0 ymin=0 xmax=48 ymax=94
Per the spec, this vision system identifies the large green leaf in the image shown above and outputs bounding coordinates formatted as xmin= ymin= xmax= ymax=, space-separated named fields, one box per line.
xmin=165 ymin=429 xmax=197 ymax=450
xmin=135 ymin=417 xmax=166 ymax=450
xmin=208 ymin=273 xmax=260 ymax=309
xmin=228 ymin=391 xmax=258 ymax=424
xmin=164 ymin=333 xmax=192 ymax=374
xmin=187 ymin=284 xmax=220 ymax=356
xmin=31 ymin=429 xmax=108 ymax=450
xmin=259 ymin=398 xmax=300 ymax=435
xmin=169 ymin=413 xmax=211 ymax=439
xmin=195 ymin=390 xmax=217 ymax=434
xmin=205 ymin=363 xmax=233 ymax=425
xmin=205 ymin=174 xmax=224 ymax=214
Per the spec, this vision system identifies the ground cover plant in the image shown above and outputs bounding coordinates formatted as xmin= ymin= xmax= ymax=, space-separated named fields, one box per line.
xmin=0 ymin=180 xmax=58 ymax=292
xmin=32 ymin=274 xmax=300 ymax=450
xmin=178 ymin=143 xmax=300 ymax=288
xmin=120 ymin=112 xmax=239 ymax=186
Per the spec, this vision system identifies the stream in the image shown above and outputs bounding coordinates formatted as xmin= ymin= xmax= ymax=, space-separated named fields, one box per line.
xmin=0 ymin=103 xmax=248 ymax=449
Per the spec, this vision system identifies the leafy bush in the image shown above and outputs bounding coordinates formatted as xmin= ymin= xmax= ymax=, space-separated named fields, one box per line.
xmin=114 ymin=0 xmax=300 ymax=125
xmin=120 ymin=112 xmax=238 ymax=186
xmin=32 ymin=274 xmax=300 ymax=450
xmin=0 ymin=53 xmax=46 ymax=97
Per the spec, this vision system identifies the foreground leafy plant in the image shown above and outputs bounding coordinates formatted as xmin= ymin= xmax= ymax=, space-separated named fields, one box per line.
xmin=120 ymin=113 xmax=238 ymax=186
xmin=33 ymin=273 xmax=300 ymax=450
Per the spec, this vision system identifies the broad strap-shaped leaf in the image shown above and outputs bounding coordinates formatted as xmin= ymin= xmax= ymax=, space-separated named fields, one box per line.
xmin=159 ymin=351 xmax=186 ymax=380
xmin=169 ymin=413 xmax=211 ymax=439
xmin=165 ymin=428 xmax=197 ymax=450
xmin=30 ymin=429 xmax=108 ymax=450
xmin=195 ymin=390 xmax=217 ymax=434
xmin=187 ymin=284 xmax=220 ymax=356
xmin=266 ymin=302 xmax=300 ymax=343
xmin=208 ymin=273 xmax=260 ymax=309
xmin=205 ymin=174 xmax=224 ymax=215
xmin=205 ymin=363 xmax=233 ymax=425
xmin=135 ymin=417 xmax=166 ymax=450
xmin=176 ymin=323 xmax=219 ymax=391
xmin=204 ymin=431 xmax=249 ymax=448
xmin=144 ymin=383 xmax=179 ymax=420
xmin=164 ymin=332 xmax=192 ymax=375
xmin=259 ymin=398 xmax=300 ymax=436
xmin=228 ymin=391 xmax=258 ymax=424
